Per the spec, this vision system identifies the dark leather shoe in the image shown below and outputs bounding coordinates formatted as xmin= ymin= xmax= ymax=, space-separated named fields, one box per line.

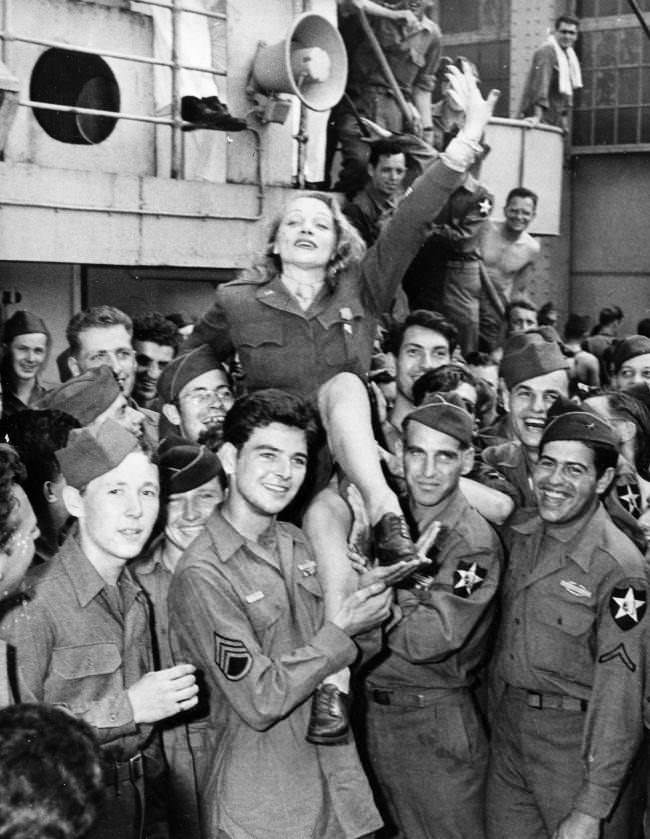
xmin=181 ymin=95 xmax=247 ymax=132
xmin=306 ymin=684 xmax=350 ymax=746
xmin=373 ymin=512 xmax=418 ymax=566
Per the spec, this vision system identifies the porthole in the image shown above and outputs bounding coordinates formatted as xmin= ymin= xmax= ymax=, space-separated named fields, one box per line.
xmin=30 ymin=48 xmax=120 ymax=145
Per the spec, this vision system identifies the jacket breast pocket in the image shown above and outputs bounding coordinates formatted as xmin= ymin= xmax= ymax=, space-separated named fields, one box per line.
xmin=243 ymin=596 xmax=283 ymax=642
xmin=52 ymin=643 xmax=122 ymax=678
xmin=317 ymin=305 xmax=369 ymax=371
xmin=529 ymin=599 xmax=594 ymax=684
xmin=49 ymin=643 xmax=123 ymax=712
xmin=237 ymin=322 xmax=290 ymax=389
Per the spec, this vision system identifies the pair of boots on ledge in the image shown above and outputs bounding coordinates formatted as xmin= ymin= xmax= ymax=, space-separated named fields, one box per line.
xmin=181 ymin=95 xmax=247 ymax=131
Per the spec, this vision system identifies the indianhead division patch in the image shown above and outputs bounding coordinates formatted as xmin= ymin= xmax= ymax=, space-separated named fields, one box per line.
xmin=453 ymin=561 xmax=487 ymax=598
xmin=478 ymin=197 xmax=493 ymax=217
xmin=616 ymin=483 xmax=641 ymax=518
xmin=609 ymin=586 xmax=647 ymax=631
xmin=214 ymin=632 xmax=252 ymax=681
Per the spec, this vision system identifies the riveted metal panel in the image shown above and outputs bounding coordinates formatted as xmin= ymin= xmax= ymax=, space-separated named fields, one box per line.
xmin=510 ymin=0 xmax=556 ymax=116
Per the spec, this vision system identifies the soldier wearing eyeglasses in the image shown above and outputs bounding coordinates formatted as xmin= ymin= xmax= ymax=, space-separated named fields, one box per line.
xmin=158 ymin=344 xmax=235 ymax=451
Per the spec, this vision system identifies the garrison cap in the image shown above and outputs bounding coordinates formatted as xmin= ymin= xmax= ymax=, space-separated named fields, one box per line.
xmin=158 ymin=442 xmax=225 ymax=497
xmin=540 ymin=409 xmax=618 ymax=453
xmin=36 ymin=365 xmax=120 ymax=426
xmin=610 ymin=335 xmax=650 ymax=373
xmin=3 ymin=310 xmax=50 ymax=343
xmin=405 ymin=393 xmax=473 ymax=447
xmin=500 ymin=327 xmax=569 ymax=390
xmin=157 ymin=344 xmax=221 ymax=404
xmin=56 ymin=419 xmax=141 ymax=489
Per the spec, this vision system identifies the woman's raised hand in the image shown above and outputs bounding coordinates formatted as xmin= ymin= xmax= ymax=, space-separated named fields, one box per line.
xmin=445 ymin=60 xmax=500 ymax=143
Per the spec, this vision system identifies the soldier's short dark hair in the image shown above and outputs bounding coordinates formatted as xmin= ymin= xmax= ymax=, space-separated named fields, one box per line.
xmin=222 ymin=389 xmax=319 ymax=452
xmin=368 ymin=140 xmax=406 ymax=168
xmin=385 ymin=310 xmax=458 ymax=356
xmin=555 ymin=14 xmax=579 ymax=30
xmin=505 ymin=186 xmax=538 ymax=210
xmin=133 ymin=312 xmax=181 ymax=353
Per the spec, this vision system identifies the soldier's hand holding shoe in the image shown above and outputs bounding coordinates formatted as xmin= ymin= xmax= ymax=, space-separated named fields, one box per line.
xmin=128 ymin=663 xmax=199 ymax=723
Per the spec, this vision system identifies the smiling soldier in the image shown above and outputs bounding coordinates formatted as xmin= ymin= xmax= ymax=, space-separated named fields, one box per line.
xmin=363 ymin=394 xmax=502 ymax=839
xmin=135 ymin=442 xmax=225 ymax=838
xmin=158 ymin=344 xmax=235 ymax=451
xmin=482 ymin=329 xmax=569 ymax=507
xmin=168 ymin=389 xmax=393 ymax=839
xmin=486 ymin=409 xmax=647 ymax=839
xmin=0 ymin=420 xmax=199 ymax=839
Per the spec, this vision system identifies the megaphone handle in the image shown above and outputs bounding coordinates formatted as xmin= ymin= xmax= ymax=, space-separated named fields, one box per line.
xmin=355 ymin=8 xmax=415 ymax=133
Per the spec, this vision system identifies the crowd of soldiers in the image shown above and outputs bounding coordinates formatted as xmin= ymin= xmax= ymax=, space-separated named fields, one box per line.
xmin=0 ymin=16 xmax=646 ymax=839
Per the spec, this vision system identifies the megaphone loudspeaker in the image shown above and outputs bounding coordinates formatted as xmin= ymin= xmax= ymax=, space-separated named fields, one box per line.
xmin=251 ymin=13 xmax=348 ymax=112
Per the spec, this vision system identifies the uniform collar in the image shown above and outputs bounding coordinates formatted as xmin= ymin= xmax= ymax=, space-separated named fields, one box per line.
xmin=135 ymin=535 xmax=166 ymax=576
xmin=205 ymin=506 xmax=246 ymax=561
xmin=511 ymin=502 xmax=606 ymax=573
xmin=363 ymin=182 xmax=401 ymax=211
xmin=411 ymin=486 xmax=467 ymax=531
xmin=58 ymin=535 xmax=137 ymax=608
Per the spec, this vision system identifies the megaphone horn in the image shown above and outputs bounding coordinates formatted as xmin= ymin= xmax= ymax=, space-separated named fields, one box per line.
xmin=251 ymin=13 xmax=348 ymax=112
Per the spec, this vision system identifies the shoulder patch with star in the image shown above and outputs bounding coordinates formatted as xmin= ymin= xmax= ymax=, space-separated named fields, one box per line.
xmin=609 ymin=585 xmax=647 ymax=631
xmin=214 ymin=632 xmax=252 ymax=681
xmin=616 ymin=482 xmax=641 ymax=518
xmin=453 ymin=560 xmax=487 ymax=598
xmin=478 ymin=197 xmax=493 ymax=216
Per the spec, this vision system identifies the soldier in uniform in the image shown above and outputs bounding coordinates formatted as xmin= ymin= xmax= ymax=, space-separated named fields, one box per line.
xmin=486 ymin=409 xmax=648 ymax=839
xmin=402 ymin=171 xmax=494 ymax=356
xmin=481 ymin=329 xmax=570 ymax=505
xmin=334 ymin=0 xmax=441 ymax=197
xmin=0 ymin=420 xmax=200 ymax=839
xmin=135 ymin=442 xmax=225 ymax=839
xmin=362 ymin=395 xmax=502 ymax=838
xmin=157 ymin=344 xmax=235 ymax=450
xmin=168 ymin=389 xmax=394 ymax=839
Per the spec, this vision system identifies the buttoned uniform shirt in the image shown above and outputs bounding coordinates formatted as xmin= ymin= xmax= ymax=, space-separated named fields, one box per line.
xmin=168 ymin=507 xmax=382 ymax=839
xmin=135 ymin=538 xmax=204 ymax=839
xmin=0 ymin=534 xmax=154 ymax=761
xmin=368 ymin=488 xmax=502 ymax=690
xmin=492 ymin=503 xmax=648 ymax=818
xmin=186 ymin=159 xmax=464 ymax=402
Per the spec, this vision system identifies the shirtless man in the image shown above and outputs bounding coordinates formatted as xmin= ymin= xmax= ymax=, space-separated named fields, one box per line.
xmin=479 ymin=187 xmax=541 ymax=353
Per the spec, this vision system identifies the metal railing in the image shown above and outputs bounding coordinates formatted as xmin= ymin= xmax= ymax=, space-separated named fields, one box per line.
xmin=0 ymin=0 xmax=265 ymax=220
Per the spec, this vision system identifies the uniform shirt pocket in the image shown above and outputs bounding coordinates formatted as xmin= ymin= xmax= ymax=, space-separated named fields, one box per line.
xmin=317 ymin=303 xmax=368 ymax=370
xmin=243 ymin=596 xmax=283 ymax=642
xmin=48 ymin=643 xmax=123 ymax=715
xmin=52 ymin=643 xmax=122 ymax=678
xmin=236 ymin=321 xmax=293 ymax=389
xmin=529 ymin=599 xmax=594 ymax=684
